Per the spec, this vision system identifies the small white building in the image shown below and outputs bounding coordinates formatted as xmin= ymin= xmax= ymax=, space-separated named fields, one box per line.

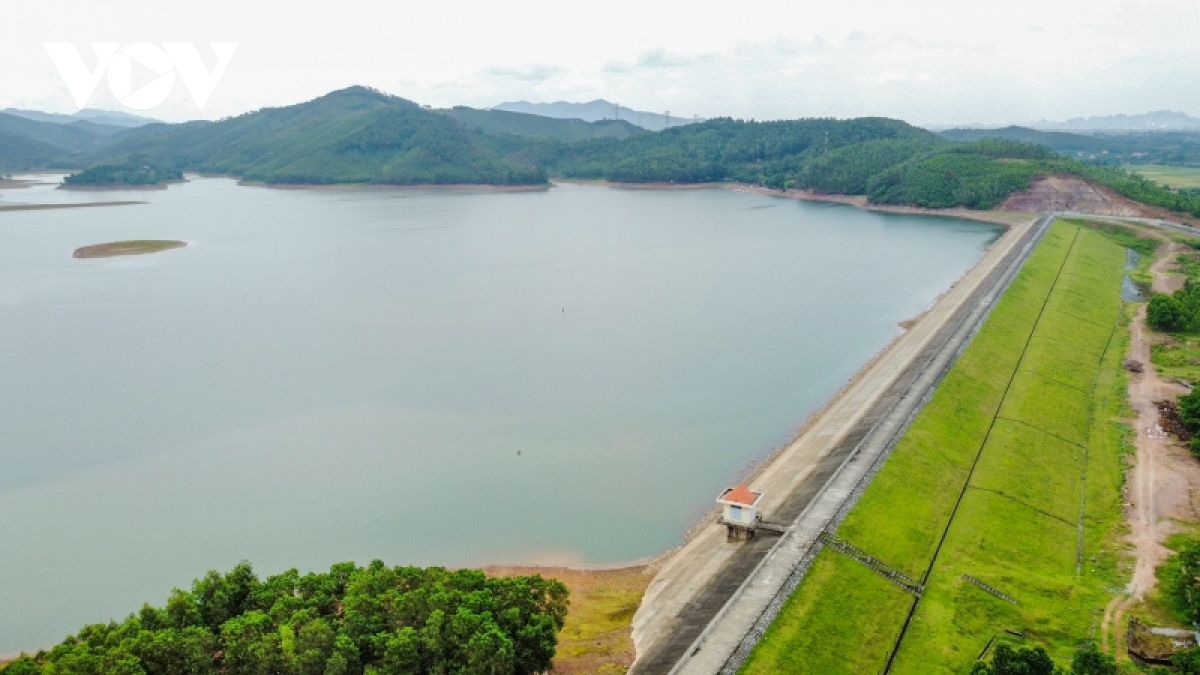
xmin=717 ymin=484 xmax=762 ymax=538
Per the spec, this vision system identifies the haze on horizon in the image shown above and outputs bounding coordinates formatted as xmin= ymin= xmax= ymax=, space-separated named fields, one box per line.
xmin=4 ymin=0 xmax=1199 ymax=127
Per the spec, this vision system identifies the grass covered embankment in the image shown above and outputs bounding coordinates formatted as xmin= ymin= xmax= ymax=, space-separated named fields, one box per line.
xmin=741 ymin=221 xmax=1130 ymax=673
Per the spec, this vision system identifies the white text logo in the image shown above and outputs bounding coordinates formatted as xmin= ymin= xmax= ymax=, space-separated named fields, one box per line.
xmin=43 ymin=42 xmax=239 ymax=110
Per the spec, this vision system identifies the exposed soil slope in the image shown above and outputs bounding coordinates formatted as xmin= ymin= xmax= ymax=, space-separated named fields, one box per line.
xmin=1002 ymin=175 xmax=1200 ymax=226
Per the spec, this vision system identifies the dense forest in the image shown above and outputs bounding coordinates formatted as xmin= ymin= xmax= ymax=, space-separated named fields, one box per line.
xmin=0 ymin=561 xmax=568 ymax=675
xmin=63 ymin=163 xmax=182 ymax=187
xmin=5 ymin=85 xmax=1200 ymax=215
xmin=78 ymin=89 xmax=547 ymax=186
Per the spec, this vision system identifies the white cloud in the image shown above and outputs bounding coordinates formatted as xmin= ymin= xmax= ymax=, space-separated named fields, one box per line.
xmin=3 ymin=0 xmax=1200 ymax=125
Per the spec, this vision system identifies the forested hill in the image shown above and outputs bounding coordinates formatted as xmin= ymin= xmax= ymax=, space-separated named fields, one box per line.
xmin=543 ymin=116 xmax=938 ymax=186
xmin=85 ymin=87 xmax=546 ymax=186
xmin=545 ymin=118 xmax=1200 ymax=214
xmin=44 ymin=86 xmax=1200 ymax=216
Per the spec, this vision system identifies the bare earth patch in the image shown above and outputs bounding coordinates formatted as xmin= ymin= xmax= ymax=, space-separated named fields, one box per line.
xmin=73 ymin=240 xmax=187 ymax=259
xmin=485 ymin=565 xmax=652 ymax=674
xmin=1002 ymin=175 xmax=1200 ymax=227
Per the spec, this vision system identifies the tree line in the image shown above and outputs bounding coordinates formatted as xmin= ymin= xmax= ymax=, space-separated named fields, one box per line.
xmin=0 ymin=561 xmax=568 ymax=675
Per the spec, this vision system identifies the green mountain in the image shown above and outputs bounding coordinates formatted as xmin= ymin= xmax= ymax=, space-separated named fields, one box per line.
xmin=545 ymin=117 xmax=941 ymax=186
xmin=0 ymin=130 xmax=72 ymax=171
xmin=91 ymin=87 xmax=545 ymax=186
xmin=0 ymin=112 xmax=109 ymax=156
xmin=32 ymin=85 xmax=1200 ymax=217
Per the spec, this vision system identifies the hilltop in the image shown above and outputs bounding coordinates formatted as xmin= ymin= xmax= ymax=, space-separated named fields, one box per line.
xmin=83 ymin=87 xmax=547 ymax=186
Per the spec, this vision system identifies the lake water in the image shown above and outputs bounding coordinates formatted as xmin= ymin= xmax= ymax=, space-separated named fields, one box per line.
xmin=0 ymin=176 xmax=1000 ymax=651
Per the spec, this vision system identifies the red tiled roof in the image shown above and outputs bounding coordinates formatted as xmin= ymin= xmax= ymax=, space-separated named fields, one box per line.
xmin=723 ymin=485 xmax=758 ymax=506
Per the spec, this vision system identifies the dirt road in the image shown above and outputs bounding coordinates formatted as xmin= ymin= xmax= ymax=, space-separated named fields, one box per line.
xmin=1101 ymin=232 xmax=1200 ymax=655
xmin=1151 ymin=240 xmax=1188 ymax=294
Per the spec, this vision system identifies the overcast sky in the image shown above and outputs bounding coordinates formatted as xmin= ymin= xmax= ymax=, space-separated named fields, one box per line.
xmin=5 ymin=0 xmax=1199 ymax=125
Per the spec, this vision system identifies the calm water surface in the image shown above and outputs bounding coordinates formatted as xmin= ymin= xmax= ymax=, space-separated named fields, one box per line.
xmin=0 ymin=177 xmax=1000 ymax=650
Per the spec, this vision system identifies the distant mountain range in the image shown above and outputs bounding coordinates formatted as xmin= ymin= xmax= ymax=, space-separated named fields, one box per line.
xmin=0 ymin=108 xmax=157 ymax=170
xmin=0 ymin=90 xmax=653 ymax=175
xmin=492 ymin=100 xmax=704 ymax=132
xmin=1029 ymin=110 xmax=1200 ymax=132
xmin=2 ymin=108 xmax=161 ymax=129
xmin=939 ymin=125 xmax=1200 ymax=165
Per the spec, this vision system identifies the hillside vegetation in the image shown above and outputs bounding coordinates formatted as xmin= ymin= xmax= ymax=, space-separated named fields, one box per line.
xmin=84 ymin=88 xmax=545 ymax=186
xmin=0 ymin=131 xmax=73 ymax=171
xmin=942 ymin=126 xmax=1200 ymax=167
xmin=19 ymin=85 xmax=1200 ymax=215
xmin=63 ymin=163 xmax=182 ymax=187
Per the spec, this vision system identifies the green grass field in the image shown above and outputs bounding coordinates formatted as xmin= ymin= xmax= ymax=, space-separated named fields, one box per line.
xmin=741 ymin=221 xmax=1130 ymax=674
xmin=1126 ymin=165 xmax=1200 ymax=190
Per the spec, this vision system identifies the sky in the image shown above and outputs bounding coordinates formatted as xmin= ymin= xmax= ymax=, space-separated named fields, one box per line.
xmin=4 ymin=0 xmax=1200 ymax=125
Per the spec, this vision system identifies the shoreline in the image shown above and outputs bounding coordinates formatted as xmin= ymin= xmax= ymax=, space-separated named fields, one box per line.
xmin=237 ymin=179 xmax=551 ymax=192
xmin=736 ymin=184 xmax=1034 ymax=228
xmin=0 ymin=178 xmax=1035 ymax=666
xmin=0 ymin=201 xmax=145 ymax=212
xmin=627 ymin=209 xmax=1042 ymax=670
xmin=57 ymin=179 xmax=185 ymax=192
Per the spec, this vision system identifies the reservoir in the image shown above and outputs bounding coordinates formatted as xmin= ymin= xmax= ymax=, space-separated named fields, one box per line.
xmin=0 ymin=177 xmax=1000 ymax=651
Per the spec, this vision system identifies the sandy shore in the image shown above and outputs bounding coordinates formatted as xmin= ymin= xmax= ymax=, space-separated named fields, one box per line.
xmin=0 ymin=178 xmax=38 ymax=190
xmin=0 ymin=201 xmax=145 ymax=212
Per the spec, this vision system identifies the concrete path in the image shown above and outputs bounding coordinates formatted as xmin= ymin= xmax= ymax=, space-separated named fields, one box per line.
xmin=629 ymin=212 xmax=1052 ymax=675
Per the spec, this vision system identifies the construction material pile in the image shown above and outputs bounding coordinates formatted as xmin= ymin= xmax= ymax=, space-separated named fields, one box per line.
xmin=1155 ymin=399 xmax=1194 ymax=441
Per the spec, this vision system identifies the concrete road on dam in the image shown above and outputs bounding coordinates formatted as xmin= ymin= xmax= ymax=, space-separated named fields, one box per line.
xmin=628 ymin=211 xmax=1054 ymax=675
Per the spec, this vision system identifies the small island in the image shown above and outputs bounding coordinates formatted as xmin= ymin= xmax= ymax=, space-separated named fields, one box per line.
xmin=73 ymin=240 xmax=187 ymax=259
xmin=62 ymin=163 xmax=183 ymax=189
